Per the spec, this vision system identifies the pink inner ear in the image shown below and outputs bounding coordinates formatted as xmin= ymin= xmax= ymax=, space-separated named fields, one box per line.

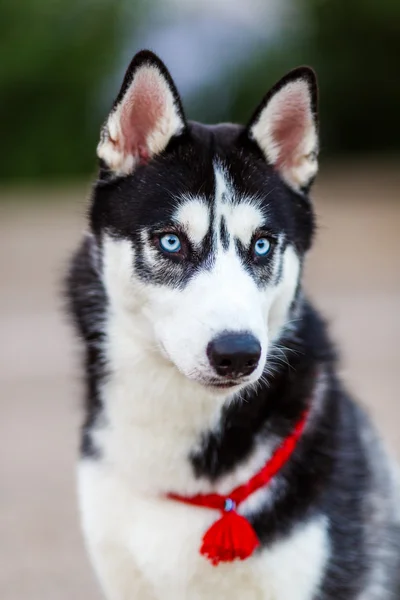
xmin=120 ymin=69 xmax=167 ymax=162
xmin=271 ymin=85 xmax=311 ymax=169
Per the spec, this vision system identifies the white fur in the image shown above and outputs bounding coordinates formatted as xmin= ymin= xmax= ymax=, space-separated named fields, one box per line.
xmin=250 ymin=79 xmax=318 ymax=190
xmin=97 ymin=116 xmax=136 ymax=176
xmin=77 ymin=167 xmax=321 ymax=599
xmin=174 ymin=198 xmax=211 ymax=245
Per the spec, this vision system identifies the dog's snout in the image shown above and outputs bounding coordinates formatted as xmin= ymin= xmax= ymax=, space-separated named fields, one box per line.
xmin=207 ymin=332 xmax=261 ymax=378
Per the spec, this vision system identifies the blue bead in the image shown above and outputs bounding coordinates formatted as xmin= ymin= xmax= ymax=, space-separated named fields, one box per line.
xmin=224 ymin=498 xmax=236 ymax=512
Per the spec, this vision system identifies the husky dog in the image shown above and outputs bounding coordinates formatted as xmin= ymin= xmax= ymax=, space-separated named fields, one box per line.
xmin=66 ymin=50 xmax=400 ymax=599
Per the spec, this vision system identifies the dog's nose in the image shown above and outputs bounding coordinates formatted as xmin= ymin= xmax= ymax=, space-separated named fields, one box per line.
xmin=207 ymin=332 xmax=261 ymax=378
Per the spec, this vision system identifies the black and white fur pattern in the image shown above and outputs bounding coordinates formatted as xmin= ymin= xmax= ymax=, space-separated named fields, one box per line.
xmin=66 ymin=50 xmax=400 ymax=599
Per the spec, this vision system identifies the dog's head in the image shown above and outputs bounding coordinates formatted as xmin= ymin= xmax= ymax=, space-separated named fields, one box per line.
xmin=91 ymin=50 xmax=318 ymax=393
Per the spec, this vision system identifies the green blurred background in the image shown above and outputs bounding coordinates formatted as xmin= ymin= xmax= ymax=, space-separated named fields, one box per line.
xmin=2 ymin=0 xmax=399 ymax=182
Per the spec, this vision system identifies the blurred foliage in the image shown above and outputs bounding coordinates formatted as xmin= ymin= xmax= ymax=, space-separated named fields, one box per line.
xmin=0 ymin=0 xmax=139 ymax=180
xmin=201 ymin=0 xmax=400 ymax=157
xmin=0 ymin=0 xmax=399 ymax=182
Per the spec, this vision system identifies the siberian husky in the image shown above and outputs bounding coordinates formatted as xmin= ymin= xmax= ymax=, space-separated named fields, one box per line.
xmin=66 ymin=50 xmax=400 ymax=599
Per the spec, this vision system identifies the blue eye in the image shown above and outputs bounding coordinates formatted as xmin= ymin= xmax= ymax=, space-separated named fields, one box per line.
xmin=159 ymin=233 xmax=181 ymax=254
xmin=254 ymin=237 xmax=271 ymax=257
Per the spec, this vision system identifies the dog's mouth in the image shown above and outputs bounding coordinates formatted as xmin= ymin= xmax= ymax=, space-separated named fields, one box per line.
xmin=158 ymin=343 xmax=258 ymax=392
xmin=202 ymin=378 xmax=245 ymax=391
xmin=208 ymin=381 xmax=238 ymax=389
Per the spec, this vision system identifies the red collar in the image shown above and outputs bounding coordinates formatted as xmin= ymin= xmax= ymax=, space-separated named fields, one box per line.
xmin=167 ymin=410 xmax=309 ymax=566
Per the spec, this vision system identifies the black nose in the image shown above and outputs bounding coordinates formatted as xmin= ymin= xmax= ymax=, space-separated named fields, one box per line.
xmin=207 ymin=332 xmax=261 ymax=378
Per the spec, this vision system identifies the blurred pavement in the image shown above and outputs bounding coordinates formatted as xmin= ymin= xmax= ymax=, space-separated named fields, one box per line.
xmin=0 ymin=163 xmax=399 ymax=599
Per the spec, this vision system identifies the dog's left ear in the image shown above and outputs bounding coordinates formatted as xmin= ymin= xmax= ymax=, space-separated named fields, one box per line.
xmin=247 ymin=67 xmax=318 ymax=191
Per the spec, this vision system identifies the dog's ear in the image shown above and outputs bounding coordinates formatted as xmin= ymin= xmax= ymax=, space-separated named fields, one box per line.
xmin=97 ymin=50 xmax=186 ymax=175
xmin=247 ymin=67 xmax=318 ymax=191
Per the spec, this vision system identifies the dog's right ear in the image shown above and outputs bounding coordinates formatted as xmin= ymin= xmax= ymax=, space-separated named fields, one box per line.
xmin=97 ymin=50 xmax=186 ymax=176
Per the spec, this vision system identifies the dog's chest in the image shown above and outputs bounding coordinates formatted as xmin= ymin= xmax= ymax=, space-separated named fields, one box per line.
xmin=79 ymin=461 xmax=329 ymax=600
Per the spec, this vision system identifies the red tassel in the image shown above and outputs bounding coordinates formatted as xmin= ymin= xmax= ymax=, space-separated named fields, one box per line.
xmin=200 ymin=510 xmax=260 ymax=566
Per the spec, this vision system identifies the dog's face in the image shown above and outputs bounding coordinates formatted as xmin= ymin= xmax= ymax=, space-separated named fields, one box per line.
xmin=91 ymin=51 xmax=318 ymax=393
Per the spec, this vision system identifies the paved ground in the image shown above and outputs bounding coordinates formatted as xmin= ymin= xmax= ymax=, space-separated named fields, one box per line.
xmin=0 ymin=163 xmax=399 ymax=599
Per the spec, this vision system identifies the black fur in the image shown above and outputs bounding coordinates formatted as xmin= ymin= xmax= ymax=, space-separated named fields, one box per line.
xmin=66 ymin=235 xmax=107 ymax=457
xmin=219 ymin=216 xmax=230 ymax=250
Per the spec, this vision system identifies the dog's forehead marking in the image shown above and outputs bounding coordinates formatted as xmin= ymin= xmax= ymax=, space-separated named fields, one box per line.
xmin=174 ymin=198 xmax=210 ymax=245
xmin=214 ymin=164 xmax=265 ymax=247
xmin=224 ymin=202 xmax=266 ymax=246
xmin=172 ymin=165 xmax=266 ymax=251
